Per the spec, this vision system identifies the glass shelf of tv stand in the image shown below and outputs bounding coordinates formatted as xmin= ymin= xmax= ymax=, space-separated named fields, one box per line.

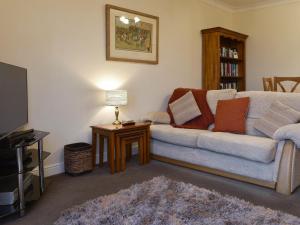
xmin=0 ymin=149 xmax=50 ymax=218
xmin=0 ymin=149 xmax=50 ymax=178
xmin=0 ymin=174 xmax=43 ymax=219
xmin=0 ymin=130 xmax=50 ymax=219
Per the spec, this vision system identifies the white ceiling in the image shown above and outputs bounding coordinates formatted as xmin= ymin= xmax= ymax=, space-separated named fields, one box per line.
xmin=202 ymin=0 xmax=300 ymax=11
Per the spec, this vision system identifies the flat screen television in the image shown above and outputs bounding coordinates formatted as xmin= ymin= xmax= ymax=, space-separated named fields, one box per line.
xmin=0 ymin=62 xmax=28 ymax=141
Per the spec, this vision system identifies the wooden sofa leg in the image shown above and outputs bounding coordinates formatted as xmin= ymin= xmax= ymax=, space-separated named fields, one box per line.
xmin=276 ymin=141 xmax=294 ymax=195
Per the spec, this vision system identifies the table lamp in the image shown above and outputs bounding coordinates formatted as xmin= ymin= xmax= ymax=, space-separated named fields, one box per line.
xmin=105 ymin=90 xmax=127 ymax=125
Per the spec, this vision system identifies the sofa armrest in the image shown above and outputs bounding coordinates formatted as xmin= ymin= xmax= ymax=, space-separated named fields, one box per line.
xmin=143 ymin=112 xmax=170 ymax=124
xmin=273 ymin=123 xmax=300 ymax=148
xmin=276 ymin=140 xmax=300 ymax=195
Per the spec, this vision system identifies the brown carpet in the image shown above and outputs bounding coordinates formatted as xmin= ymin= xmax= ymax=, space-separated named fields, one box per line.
xmin=2 ymin=158 xmax=300 ymax=225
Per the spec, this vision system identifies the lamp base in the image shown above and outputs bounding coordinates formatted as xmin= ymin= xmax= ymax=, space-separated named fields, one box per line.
xmin=112 ymin=106 xmax=122 ymax=125
xmin=112 ymin=120 xmax=121 ymax=125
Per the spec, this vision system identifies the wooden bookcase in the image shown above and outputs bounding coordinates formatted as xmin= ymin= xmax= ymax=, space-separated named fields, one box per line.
xmin=201 ymin=27 xmax=248 ymax=91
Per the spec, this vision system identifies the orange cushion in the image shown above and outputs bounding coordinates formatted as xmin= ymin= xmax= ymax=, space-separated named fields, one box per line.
xmin=213 ymin=97 xmax=250 ymax=134
xmin=167 ymin=88 xmax=214 ymax=129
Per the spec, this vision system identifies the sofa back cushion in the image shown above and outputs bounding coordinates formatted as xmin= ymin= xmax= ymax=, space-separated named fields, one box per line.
xmin=206 ymin=89 xmax=237 ymax=114
xmin=237 ymin=91 xmax=300 ymax=137
xmin=236 ymin=91 xmax=300 ymax=119
xmin=167 ymin=88 xmax=214 ymax=129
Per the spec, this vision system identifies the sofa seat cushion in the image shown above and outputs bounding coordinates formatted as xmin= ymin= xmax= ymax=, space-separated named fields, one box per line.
xmin=151 ymin=124 xmax=209 ymax=148
xmin=196 ymin=132 xmax=277 ymax=163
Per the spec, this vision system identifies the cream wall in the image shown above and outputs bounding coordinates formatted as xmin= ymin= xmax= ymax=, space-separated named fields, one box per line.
xmin=233 ymin=1 xmax=300 ymax=91
xmin=0 ymin=0 xmax=233 ymax=173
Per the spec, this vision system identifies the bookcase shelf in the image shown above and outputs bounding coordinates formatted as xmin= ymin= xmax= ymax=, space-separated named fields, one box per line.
xmin=220 ymin=57 xmax=243 ymax=62
xmin=221 ymin=76 xmax=243 ymax=79
xmin=201 ymin=27 xmax=248 ymax=91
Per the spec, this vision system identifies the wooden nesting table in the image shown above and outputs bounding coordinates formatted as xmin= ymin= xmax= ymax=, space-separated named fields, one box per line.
xmin=91 ymin=123 xmax=151 ymax=174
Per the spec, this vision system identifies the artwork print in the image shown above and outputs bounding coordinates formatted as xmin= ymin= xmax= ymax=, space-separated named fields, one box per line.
xmin=115 ymin=16 xmax=153 ymax=53
xmin=106 ymin=5 xmax=159 ymax=64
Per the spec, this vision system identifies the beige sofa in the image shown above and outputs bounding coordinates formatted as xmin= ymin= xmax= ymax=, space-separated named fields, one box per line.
xmin=150 ymin=90 xmax=300 ymax=195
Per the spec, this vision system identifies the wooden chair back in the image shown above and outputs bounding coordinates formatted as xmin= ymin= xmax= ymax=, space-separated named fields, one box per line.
xmin=262 ymin=77 xmax=274 ymax=91
xmin=274 ymin=77 xmax=300 ymax=92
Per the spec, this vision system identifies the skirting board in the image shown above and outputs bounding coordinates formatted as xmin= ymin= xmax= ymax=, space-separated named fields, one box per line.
xmin=32 ymin=162 xmax=64 ymax=177
xmin=33 ymin=146 xmax=139 ymax=177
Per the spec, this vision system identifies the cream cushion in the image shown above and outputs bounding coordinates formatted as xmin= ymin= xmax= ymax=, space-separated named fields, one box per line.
xmin=196 ymin=131 xmax=277 ymax=163
xmin=273 ymin=123 xmax=300 ymax=148
xmin=169 ymin=91 xmax=201 ymax=125
xmin=245 ymin=118 xmax=266 ymax=137
xmin=206 ymin=89 xmax=237 ymax=114
xmin=253 ymin=101 xmax=300 ymax=138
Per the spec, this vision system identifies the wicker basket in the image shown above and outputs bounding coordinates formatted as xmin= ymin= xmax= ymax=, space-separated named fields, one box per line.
xmin=64 ymin=142 xmax=93 ymax=175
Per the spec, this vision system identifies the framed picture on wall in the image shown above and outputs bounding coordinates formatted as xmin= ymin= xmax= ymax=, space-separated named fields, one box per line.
xmin=106 ymin=4 xmax=159 ymax=64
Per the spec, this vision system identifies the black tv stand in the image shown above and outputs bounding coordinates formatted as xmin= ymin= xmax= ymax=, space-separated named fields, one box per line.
xmin=0 ymin=130 xmax=50 ymax=218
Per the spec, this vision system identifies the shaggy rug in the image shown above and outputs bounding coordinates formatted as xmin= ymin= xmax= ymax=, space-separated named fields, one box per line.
xmin=54 ymin=176 xmax=300 ymax=225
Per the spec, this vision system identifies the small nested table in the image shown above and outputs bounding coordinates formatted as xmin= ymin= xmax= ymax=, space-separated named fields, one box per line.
xmin=91 ymin=123 xmax=151 ymax=174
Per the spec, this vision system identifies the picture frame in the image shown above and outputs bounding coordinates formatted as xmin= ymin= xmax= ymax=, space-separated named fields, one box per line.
xmin=105 ymin=4 xmax=159 ymax=64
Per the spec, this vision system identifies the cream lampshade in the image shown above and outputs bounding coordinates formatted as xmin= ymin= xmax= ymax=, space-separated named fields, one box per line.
xmin=105 ymin=90 xmax=127 ymax=125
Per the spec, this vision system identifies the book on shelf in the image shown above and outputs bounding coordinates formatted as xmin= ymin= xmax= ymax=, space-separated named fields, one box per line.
xmin=220 ymin=63 xmax=239 ymax=77
xmin=220 ymin=47 xmax=239 ymax=59
xmin=220 ymin=82 xmax=238 ymax=90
